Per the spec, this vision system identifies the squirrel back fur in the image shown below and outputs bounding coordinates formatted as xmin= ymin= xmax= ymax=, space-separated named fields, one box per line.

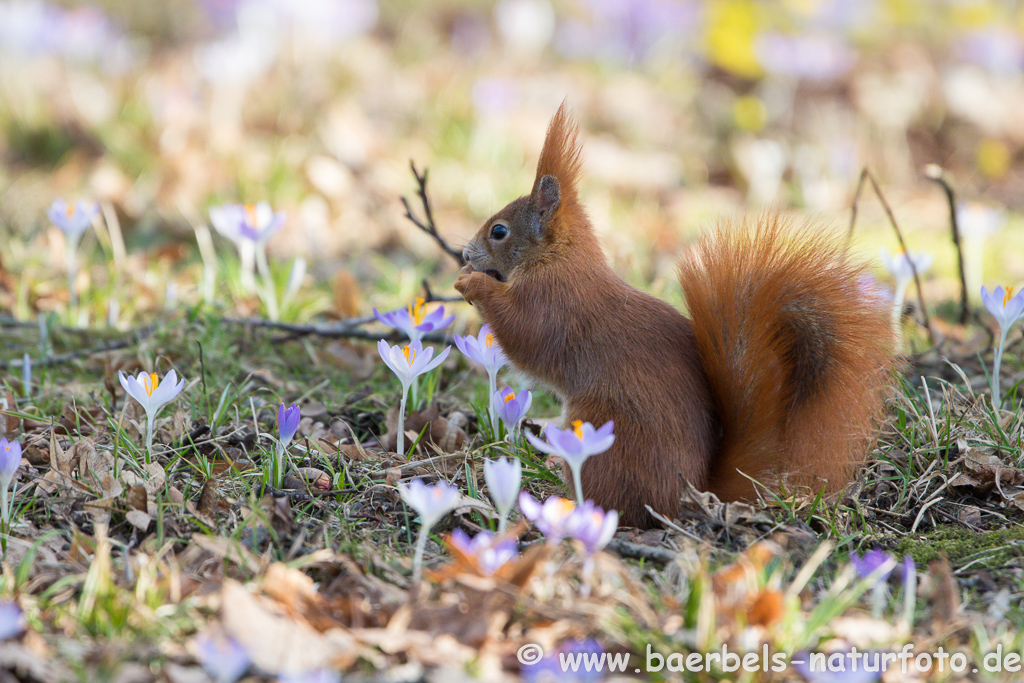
xmin=455 ymin=104 xmax=895 ymax=527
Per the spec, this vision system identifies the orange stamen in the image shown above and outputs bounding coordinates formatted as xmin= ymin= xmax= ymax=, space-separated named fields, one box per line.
xmin=143 ymin=373 xmax=159 ymax=397
xmin=408 ymin=298 xmax=427 ymax=326
xmin=572 ymin=420 xmax=584 ymax=440
xmin=503 ymin=391 xmax=515 ymax=404
xmin=403 ymin=345 xmax=416 ymax=365
xmin=1004 ymin=286 xmax=1015 ymax=307
xmin=485 ymin=333 xmax=495 ymax=348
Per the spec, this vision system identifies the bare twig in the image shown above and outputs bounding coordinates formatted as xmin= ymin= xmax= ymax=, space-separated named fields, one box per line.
xmin=220 ymin=316 xmax=451 ymax=343
xmin=845 ymin=167 xmax=869 ymax=246
xmin=849 ymin=168 xmax=936 ymax=345
xmin=421 ymin=279 xmax=463 ymax=305
xmin=4 ymin=325 xmax=156 ymax=369
xmin=401 ymin=161 xmax=465 ymax=267
xmin=925 ymin=164 xmax=969 ymax=325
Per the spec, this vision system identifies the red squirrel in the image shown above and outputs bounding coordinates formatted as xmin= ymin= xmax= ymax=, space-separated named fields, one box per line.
xmin=454 ymin=104 xmax=895 ymax=528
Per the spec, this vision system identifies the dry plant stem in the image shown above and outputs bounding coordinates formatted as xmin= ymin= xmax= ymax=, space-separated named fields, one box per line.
xmin=850 ymin=168 xmax=935 ymax=344
xmin=925 ymin=167 xmax=969 ymax=325
xmin=402 ymin=161 xmax=465 ymax=267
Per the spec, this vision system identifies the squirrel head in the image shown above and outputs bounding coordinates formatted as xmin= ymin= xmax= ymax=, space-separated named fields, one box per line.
xmin=463 ymin=103 xmax=586 ymax=282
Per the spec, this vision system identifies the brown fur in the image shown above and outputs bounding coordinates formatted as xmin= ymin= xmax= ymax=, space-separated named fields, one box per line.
xmin=454 ymin=104 xmax=895 ymax=527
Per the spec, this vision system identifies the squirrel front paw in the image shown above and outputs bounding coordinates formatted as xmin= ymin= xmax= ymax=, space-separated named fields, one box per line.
xmin=454 ymin=266 xmax=490 ymax=304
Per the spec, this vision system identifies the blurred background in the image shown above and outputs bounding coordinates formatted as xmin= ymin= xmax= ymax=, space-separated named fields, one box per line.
xmin=0 ymin=0 xmax=1021 ymax=324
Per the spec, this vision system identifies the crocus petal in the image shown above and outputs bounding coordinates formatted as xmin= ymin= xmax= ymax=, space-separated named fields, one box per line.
xmin=524 ymin=430 xmax=556 ymax=455
xmin=518 ymin=491 xmax=542 ymax=520
xmin=416 ymin=345 xmax=450 ymax=375
xmin=0 ymin=602 xmax=24 ymax=641
xmin=278 ymin=403 xmax=301 ymax=445
xmin=484 ymin=457 xmax=522 ymax=514
xmin=399 ymin=478 xmax=463 ymax=529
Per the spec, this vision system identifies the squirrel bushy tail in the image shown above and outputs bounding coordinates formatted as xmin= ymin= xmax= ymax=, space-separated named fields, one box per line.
xmin=678 ymin=215 xmax=895 ymax=501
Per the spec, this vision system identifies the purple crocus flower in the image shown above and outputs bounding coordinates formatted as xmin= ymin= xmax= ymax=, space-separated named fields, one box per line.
xmin=518 ymin=492 xmax=578 ymax=544
xmin=0 ymin=601 xmax=24 ymax=641
xmin=47 ymin=199 xmax=99 ymax=244
xmin=526 ymin=420 xmax=614 ymax=505
xmin=278 ymin=403 xmax=301 ymax=446
xmin=792 ymin=651 xmax=882 ymax=683
xmin=981 ymin=285 xmax=1024 ymax=408
xmin=880 ymin=247 xmax=932 ymax=286
xmin=0 ymin=438 xmax=20 ymax=494
xmin=374 ymin=298 xmax=454 ymax=342
xmin=957 ymin=202 xmax=1005 ymax=239
xmin=483 ymin=456 xmax=522 ymax=532
xmin=880 ymin=247 xmax=932 ymax=333
xmin=454 ymin=323 xmax=507 ymax=372
xmin=493 ymin=386 xmax=532 ymax=435
xmin=455 ymin=324 xmax=508 ymax=437
xmin=195 ymin=634 xmax=250 ymax=683
xmin=567 ymin=501 xmax=618 ymax=555
xmin=377 ymin=339 xmax=451 ymax=456
xmin=851 ymin=549 xmax=897 ymax=619
xmin=399 ymin=478 xmax=464 ymax=583
xmin=981 ymin=286 xmax=1024 ymax=332
xmin=755 ymin=31 xmax=856 ymax=82
xmin=209 ymin=202 xmax=285 ymax=244
xmin=0 ymin=437 xmax=20 ymax=527
xmin=522 ymin=638 xmax=606 ymax=683
xmin=850 ymin=549 xmax=896 ymax=582
xmin=449 ymin=528 xmax=518 ymax=576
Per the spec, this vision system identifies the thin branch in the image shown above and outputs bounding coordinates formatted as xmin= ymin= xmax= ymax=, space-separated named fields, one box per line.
xmin=220 ymin=316 xmax=451 ymax=343
xmin=845 ymin=167 xmax=869 ymax=246
xmin=401 ymin=161 xmax=465 ymax=267
xmin=925 ymin=164 xmax=969 ymax=325
xmin=4 ymin=326 xmax=156 ymax=369
xmin=421 ymin=279 xmax=463 ymax=305
xmin=852 ymin=168 xmax=936 ymax=346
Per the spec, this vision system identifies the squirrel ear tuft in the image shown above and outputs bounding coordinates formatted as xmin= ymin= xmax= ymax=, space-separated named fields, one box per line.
xmin=533 ymin=102 xmax=582 ymax=205
xmin=536 ymin=175 xmax=561 ymax=222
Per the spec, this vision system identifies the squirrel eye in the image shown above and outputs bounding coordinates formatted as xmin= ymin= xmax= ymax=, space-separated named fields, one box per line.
xmin=490 ymin=223 xmax=509 ymax=241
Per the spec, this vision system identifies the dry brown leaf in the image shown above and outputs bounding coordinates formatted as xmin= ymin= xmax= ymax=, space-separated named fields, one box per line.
xmin=190 ymin=535 xmax=262 ymax=575
xmin=380 ymin=404 xmax=468 ymax=454
xmin=746 ymin=589 xmax=784 ymax=627
xmin=36 ymin=436 xmax=79 ymax=496
xmin=961 ymin=450 xmax=1024 ymax=487
xmin=1 ymin=390 xmax=17 ymax=436
xmin=76 ymin=438 xmax=111 ymax=490
xmin=331 ymin=269 xmax=361 ymax=318
xmin=125 ymin=510 xmax=153 ymax=531
xmin=220 ymin=579 xmax=359 ymax=673
xmin=927 ymin=555 xmax=960 ymax=627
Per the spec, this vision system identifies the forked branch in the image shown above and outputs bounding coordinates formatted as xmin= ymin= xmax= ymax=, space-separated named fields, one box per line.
xmin=401 ymin=161 xmax=465 ymax=267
